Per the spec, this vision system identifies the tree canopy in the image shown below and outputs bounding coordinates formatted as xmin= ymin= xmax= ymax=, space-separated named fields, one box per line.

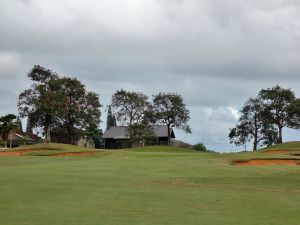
xmin=230 ymin=85 xmax=300 ymax=150
xmin=152 ymin=93 xmax=191 ymax=144
xmin=259 ymin=85 xmax=297 ymax=144
xmin=229 ymin=97 xmax=277 ymax=150
xmin=18 ymin=65 xmax=102 ymax=144
xmin=111 ymin=89 xmax=152 ymax=144
xmin=106 ymin=106 xmax=117 ymax=130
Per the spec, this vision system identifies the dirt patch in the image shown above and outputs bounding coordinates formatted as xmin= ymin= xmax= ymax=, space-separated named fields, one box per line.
xmin=53 ymin=151 xmax=96 ymax=156
xmin=265 ymin=149 xmax=291 ymax=154
xmin=234 ymin=158 xmax=300 ymax=166
xmin=0 ymin=150 xmax=34 ymax=156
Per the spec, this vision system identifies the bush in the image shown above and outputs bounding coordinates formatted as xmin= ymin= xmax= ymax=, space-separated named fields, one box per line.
xmin=193 ymin=143 xmax=207 ymax=151
xmin=173 ymin=140 xmax=193 ymax=149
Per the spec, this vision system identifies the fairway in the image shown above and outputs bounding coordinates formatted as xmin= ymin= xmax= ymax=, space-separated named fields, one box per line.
xmin=0 ymin=145 xmax=300 ymax=225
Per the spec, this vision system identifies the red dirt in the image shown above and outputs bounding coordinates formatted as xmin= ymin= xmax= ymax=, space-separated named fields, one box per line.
xmin=265 ymin=149 xmax=291 ymax=154
xmin=0 ymin=150 xmax=34 ymax=156
xmin=53 ymin=152 xmax=96 ymax=156
xmin=235 ymin=159 xmax=300 ymax=166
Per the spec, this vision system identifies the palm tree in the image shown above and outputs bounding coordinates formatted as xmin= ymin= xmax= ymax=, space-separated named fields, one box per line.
xmin=0 ymin=114 xmax=19 ymax=148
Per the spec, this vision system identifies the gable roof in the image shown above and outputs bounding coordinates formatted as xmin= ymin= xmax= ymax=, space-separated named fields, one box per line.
xmin=102 ymin=125 xmax=175 ymax=139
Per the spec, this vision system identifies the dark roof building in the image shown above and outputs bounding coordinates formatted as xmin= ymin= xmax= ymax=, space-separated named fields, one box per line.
xmin=102 ymin=125 xmax=175 ymax=149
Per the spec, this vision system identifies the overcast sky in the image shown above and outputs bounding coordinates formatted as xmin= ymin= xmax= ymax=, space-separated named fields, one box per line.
xmin=1 ymin=0 xmax=300 ymax=152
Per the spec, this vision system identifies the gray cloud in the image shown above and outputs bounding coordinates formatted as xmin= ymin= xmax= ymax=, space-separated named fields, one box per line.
xmin=1 ymin=0 xmax=300 ymax=151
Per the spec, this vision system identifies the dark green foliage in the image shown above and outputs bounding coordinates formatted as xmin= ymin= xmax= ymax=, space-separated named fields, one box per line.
xmin=111 ymin=89 xmax=153 ymax=145
xmin=106 ymin=106 xmax=117 ymax=129
xmin=18 ymin=65 xmax=102 ymax=145
xmin=85 ymin=124 xmax=103 ymax=148
xmin=229 ymin=97 xmax=278 ymax=151
xmin=287 ymin=98 xmax=300 ymax=129
xmin=193 ymin=142 xmax=207 ymax=151
xmin=153 ymin=93 xmax=191 ymax=144
xmin=52 ymin=77 xmax=102 ymax=144
xmin=18 ymin=65 xmax=60 ymax=142
xmin=259 ymin=85 xmax=297 ymax=143
xmin=0 ymin=114 xmax=18 ymax=148
xmin=111 ymin=89 xmax=151 ymax=126
xmin=128 ymin=123 xmax=155 ymax=143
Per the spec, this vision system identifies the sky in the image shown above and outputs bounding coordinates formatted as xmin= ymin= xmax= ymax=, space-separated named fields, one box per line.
xmin=1 ymin=0 xmax=300 ymax=152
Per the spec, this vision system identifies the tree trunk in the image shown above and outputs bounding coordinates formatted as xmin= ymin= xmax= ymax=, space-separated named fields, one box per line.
xmin=253 ymin=141 xmax=257 ymax=151
xmin=9 ymin=133 xmax=12 ymax=149
xmin=129 ymin=118 xmax=133 ymax=148
xmin=167 ymin=124 xmax=171 ymax=146
xmin=278 ymin=125 xmax=283 ymax=144
xmin=253 ymin=127 xmax=258 ymax=151
xmin=45 ymin=127 xmax=51 ymax=143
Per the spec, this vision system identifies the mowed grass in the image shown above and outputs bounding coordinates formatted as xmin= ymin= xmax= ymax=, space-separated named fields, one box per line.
xmin=0 ymin=144 xmax=299 ymax=225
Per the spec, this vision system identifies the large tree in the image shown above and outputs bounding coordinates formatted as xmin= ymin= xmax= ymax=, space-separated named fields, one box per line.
xmin=18 ymin=65 xmax=102 ymax=144
xmin=0 ymin=114 xmax=19 ymax=148
xmin=111 ymin=89 xmax=152 ymax=145
xmin=52 ymin=77 xmax=102 ymax=144
xmin=18 ymin=65 xmax=60 ymax=143
xmin=229 ymin=97 xmax=277 ymax=151
xmin=152 ymin=93 xmax=191 ymax=144
xmin=259 ymin=85 xmax=298 ymax=144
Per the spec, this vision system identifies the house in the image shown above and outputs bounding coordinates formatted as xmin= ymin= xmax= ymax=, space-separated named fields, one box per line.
xmin=102 ymin=125 xmax=175 ymax=149
xmin=0 ymin=130 xmax=40 ymax=148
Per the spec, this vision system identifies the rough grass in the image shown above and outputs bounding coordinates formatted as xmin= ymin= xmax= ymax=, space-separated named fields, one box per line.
xmin=0 ymin=143 xmax=299 ymax=225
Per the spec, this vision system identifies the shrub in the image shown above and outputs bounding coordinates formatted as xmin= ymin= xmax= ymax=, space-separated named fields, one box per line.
xmin=173 ymin=140 xmax=193 ymax=149
xmin=193 ymin=142 xmax=207 ymax=151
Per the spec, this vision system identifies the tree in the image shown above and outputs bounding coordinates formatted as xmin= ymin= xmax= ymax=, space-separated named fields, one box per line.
xmin=229 ymin=97 xmax=277 ymax=151
xmin=85 ymin=123 xmax=103 ymax=149
xmin=259 ymin=85 xmax=297 ymax=144
xmin=111 ymin=89 xmax=152 ymax=146
xmin=152 ymin=93 xmax=191 ymax=145
xmin=106 ymin=106 xmax=117 ymax=129
xmin=0 ymin=114 xmax=19 ymax=148
xmin=287 ymin=98 xmax=300 ymax=128
xmin=18 ymin=65 xmax=60 ymax=143
xmin=193 ymin=143 xmax=207 ymax=151
xmin=53 ymin=77 xmax=102 ymax=144
xmin=18 ymin=65 xmax=102 ymax=145
xmin=128 ymin=122 xmax=156 ymax=145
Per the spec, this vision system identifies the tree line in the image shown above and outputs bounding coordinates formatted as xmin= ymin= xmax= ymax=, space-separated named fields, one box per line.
xmin=229 ymin=85 xmax=300 ymax=151
xmin=1 ymin=65 xmax=191 ymax=147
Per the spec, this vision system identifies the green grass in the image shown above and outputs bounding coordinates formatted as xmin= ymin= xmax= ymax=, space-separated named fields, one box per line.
xmin=264 ymin=141 xmax=300 ymax=150
xmin=0 ymin=143 xmax=299 ymax=225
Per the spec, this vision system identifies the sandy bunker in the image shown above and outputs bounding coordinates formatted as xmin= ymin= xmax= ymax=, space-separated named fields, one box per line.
xmin=0 ymin=149 xmax=37 ymax=156
xmin=0 ymin=149 xmax=95 ymax=157
xmin=234 ymin=158 xmax=300 ymax=166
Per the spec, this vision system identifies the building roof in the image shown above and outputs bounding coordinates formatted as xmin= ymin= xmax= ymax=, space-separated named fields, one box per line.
xmin=102 ymin=125 xmax=175 ymax=139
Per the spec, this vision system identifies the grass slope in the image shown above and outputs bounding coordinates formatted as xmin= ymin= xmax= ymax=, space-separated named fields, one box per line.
xmin=265 ymin=141 xmax=300 ymax=150
xmin=0 ymin=144 xmax=299 ymax=225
